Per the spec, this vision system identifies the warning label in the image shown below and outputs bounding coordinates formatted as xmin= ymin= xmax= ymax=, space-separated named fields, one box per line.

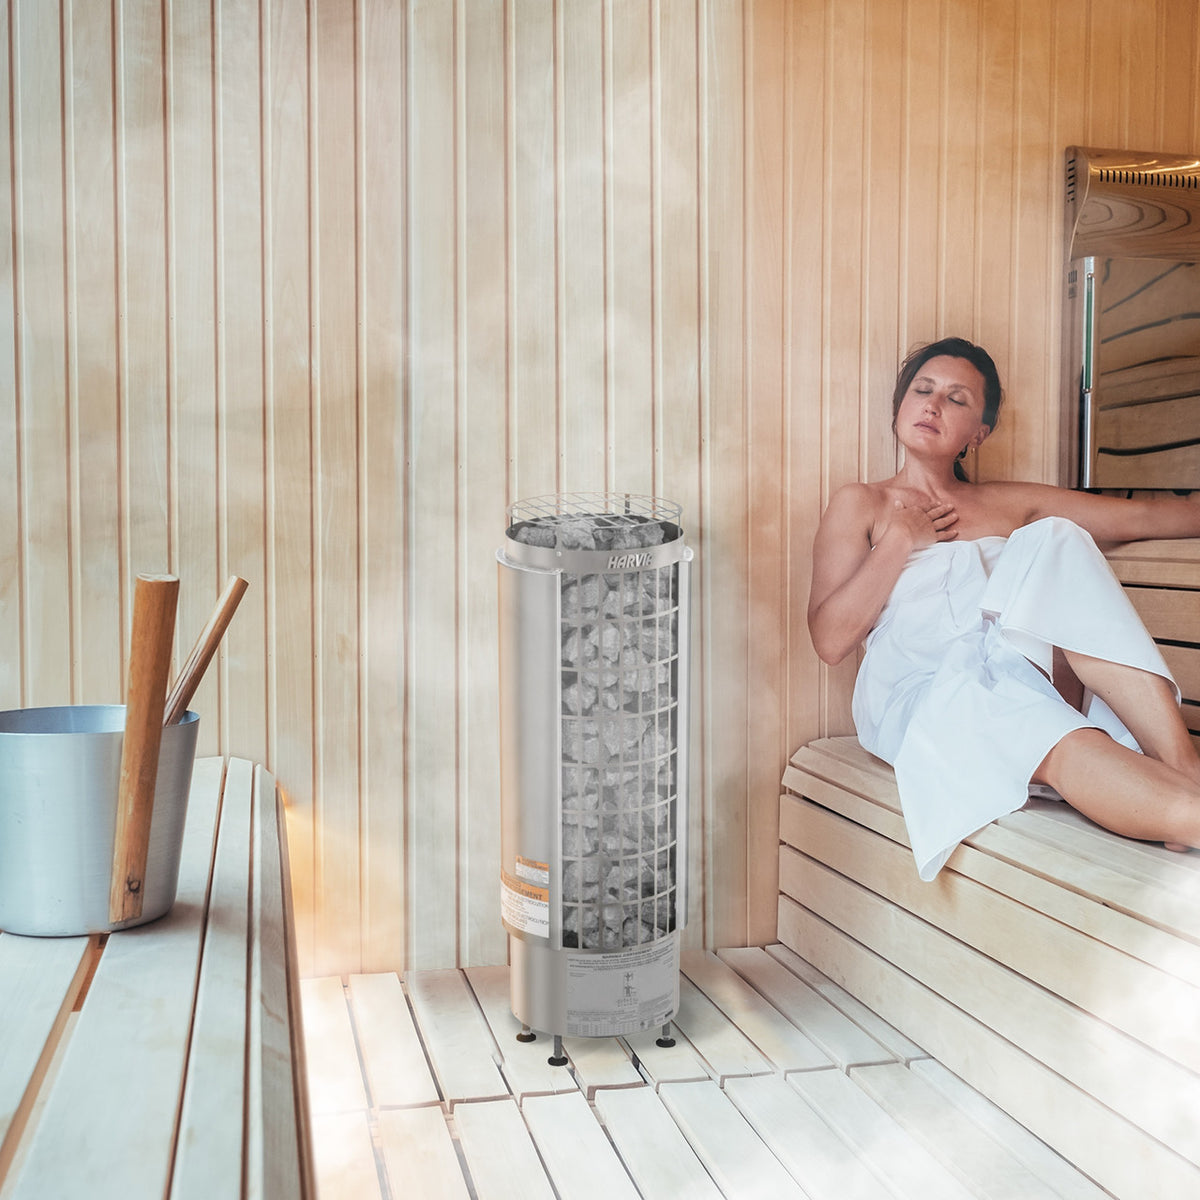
xmin=501 ymin=869 xmax=549 ymax=938
xmin=565 ymin=940 xmax=677 ymax=1036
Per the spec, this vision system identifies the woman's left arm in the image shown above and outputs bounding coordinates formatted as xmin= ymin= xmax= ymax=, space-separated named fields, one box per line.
xmin=1011 ymin=482 xmax=1200 ymax=544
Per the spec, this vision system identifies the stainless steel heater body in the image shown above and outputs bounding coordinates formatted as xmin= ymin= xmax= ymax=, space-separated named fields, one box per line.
xmin=497 ymin=493 xmax=691 ymax=1040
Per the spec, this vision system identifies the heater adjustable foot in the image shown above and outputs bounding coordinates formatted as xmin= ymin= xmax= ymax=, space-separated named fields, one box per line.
xmin=655 ymin=1022 xmax=676 ymax=1048
xmin=516 ymin=1025 xmax=536 ymax=1043
xmin=548 ymin=1034 xmax=568 ymax=1066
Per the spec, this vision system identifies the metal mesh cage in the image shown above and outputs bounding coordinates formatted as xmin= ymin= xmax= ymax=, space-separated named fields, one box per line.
xmin=557 ymin=561 xmax=679 ymax=949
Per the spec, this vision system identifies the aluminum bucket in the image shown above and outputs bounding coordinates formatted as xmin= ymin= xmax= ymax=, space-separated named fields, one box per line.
xmin=0 ymin=705 xmax=200 ymax=936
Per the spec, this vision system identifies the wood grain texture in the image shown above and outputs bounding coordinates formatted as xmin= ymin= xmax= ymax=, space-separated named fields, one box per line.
xmin=779 ymin=736 xmax=1200 ymax=1195
xmin=4 ymin=0 xmax=1200 ymax=972
xmin=110 ymin=574 xmax=179 ymax=922
xmin=7 ymin=757 xmax=223 ymax=1200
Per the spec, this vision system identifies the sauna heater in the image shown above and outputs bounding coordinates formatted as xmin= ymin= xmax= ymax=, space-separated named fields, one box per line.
xmin=497 ymin=493 xmax=692 ymax=1061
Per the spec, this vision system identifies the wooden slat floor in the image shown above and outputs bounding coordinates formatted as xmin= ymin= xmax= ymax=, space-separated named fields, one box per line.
xmin=301 ymin=946 xmax=1111 ymax=1200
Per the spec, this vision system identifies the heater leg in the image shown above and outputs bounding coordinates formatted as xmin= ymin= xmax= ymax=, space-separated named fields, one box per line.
xmin=516 ymin=1025 xmax=536 ymax=1043
xmin=656 ymin=1022 xmax=676 ymax=1048
xmin=548 ymin=1034 xmax=568 ymax=1067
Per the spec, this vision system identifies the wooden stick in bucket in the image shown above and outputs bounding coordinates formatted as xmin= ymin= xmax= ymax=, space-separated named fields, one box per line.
xmin=162 ymin=575 xmax=249 ymax=726
xmin=110 ymin=574 xmax=179 ymax=924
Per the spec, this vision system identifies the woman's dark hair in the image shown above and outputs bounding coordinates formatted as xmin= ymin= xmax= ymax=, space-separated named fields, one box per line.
xmin=891 ymin=337 xmax=1004 ymax=480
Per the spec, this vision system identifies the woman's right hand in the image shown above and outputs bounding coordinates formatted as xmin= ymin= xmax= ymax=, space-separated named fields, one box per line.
xmin=809 ymin=484 xmax=956 ymax=665
xmin=876 ymin=498 xmax=958 ymax=551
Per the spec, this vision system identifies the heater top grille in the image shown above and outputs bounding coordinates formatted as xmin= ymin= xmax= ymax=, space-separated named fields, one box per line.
xmin=507 ymin=492 xmax=683 ymax=556
xmin=508 ymin=492 xmax=681 ymax=527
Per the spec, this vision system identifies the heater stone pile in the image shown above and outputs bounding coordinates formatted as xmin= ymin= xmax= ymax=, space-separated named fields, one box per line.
xmin=511 ymin=512 xmax=680 ymax=950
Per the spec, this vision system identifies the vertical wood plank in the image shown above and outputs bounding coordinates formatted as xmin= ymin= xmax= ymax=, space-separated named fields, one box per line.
xmin=608 ymin=0 xmax=655 ymax=495
xmin=861 ymin=0 xmax=903 ymax=487
xmin=359 ymin=0 xmax=407 ymax=974
xmin=1005 ymin=0 xmax=1058 ymax=487
xmin=1119 ymin=0 xmax=1158 ymax=146
xmin=313 ymin=0 xmax=362 ymax=976
xmin=786 ymin=0 xmax=831 ymax=754
xmin=117 ymin=0 xmax=170 ymax=587
xmin=12 ymin=0 xmax=71 ymax=707
xmin=460 ymin=0 xmax=510 ymax=969
xmin=508 ymin=0 xmax=558 ymax=497
xmin=66 ymin=0 xmax=123 ymax=707
xmin=819 ymin=0 xmax=868 ymax=743
xmin=1156 ymin=0 xmax=1199 ymax=151
xmin=744 ymin=0 xmax=787 ymax=945
xmin=0 ymin=0 xmax=18 ymax=709
xmin=974 ymin=0 xmax=1015 ymax=459
xmin=939 ymin=0 xmax=979 ymax=337
xmin=166 ymin=0 xmax=221 ymax=756
xmin=265 ymin=0 xmax=318 ymax=975
xmin=1048 ymin=0 xmax=1091 ymax=493
xmin=655 ymin=0 xmax=705 ymax=941
xmin=215 ymin=0 xmax=268 ymax=764
xmin=898 ymin=0 xmax=942 ymax=349
xmin=406 ymin=0 xmax=459 ymax=971
xmin=700 ymin=0 xmax=748 ymax=950
xmin=1083 ymin=0 xmax=1123 ymax=141
xmin=559 ymin=0 xmax=607 ymax=491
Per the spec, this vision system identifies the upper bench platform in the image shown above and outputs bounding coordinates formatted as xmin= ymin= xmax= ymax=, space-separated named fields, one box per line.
xmin=779 ymin=734 xmax=1200 ymax=1200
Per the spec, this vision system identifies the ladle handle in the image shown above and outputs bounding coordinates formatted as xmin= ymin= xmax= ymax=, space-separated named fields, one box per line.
xmin=110 ymin=574 xmax=179 ymax=924
xmin=163 ymin=575 xmax=249 ymax=726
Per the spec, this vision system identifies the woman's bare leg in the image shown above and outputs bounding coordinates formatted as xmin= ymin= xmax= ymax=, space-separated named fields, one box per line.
xmin=1061 ymin=650 xmax=1200 ymax=782
xmin=1033 ymin=728 xmax=1200 ymax=851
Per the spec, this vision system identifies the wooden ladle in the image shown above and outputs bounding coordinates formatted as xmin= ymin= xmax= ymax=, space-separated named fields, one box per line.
xmin=109 ymin=574 xmax=179 ymax=924
xmin=162 ymin=575 xmax=249 ymax=726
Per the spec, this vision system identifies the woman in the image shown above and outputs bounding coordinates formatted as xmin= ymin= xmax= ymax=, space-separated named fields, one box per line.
xmin=808 ymin=336 xmax=1200 ymax=878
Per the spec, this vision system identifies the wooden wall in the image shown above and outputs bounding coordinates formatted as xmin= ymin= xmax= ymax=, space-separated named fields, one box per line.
xmin=2 ymin=0 xmax=1198 ymax=977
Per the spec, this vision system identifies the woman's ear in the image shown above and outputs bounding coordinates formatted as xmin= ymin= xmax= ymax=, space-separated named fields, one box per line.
xmin=972 ymin=424 xmax=992 ymax=448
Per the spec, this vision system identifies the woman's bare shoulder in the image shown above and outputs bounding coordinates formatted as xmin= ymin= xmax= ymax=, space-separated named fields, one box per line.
xmin=816 ymin=481 xmax=885 ymax=535
xmin=825 ymin=479 xmax=890 ymax=518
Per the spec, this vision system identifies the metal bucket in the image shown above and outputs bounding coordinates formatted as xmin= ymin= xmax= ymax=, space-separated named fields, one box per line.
xmin=0 ymin=705 xmax=200 ymax=936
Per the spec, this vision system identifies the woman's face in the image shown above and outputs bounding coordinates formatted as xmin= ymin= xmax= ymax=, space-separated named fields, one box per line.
xmin=895 ymin=355 xmax=991 ymax=459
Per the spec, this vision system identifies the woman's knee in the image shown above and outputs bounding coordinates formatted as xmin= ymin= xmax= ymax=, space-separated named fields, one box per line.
xmin=1031 ymin=727 xmax=1111 ymax=791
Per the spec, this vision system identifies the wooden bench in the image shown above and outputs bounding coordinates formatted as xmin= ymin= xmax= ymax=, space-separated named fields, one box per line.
xmin=779 ymin=735 xmax=1200 ymax=1200
xmin=0 ymin=757 xmax=314 ymax=1200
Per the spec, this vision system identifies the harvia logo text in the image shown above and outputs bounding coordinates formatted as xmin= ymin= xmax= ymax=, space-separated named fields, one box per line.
xmin=608 ymin=552 xmax=653 ymax=570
